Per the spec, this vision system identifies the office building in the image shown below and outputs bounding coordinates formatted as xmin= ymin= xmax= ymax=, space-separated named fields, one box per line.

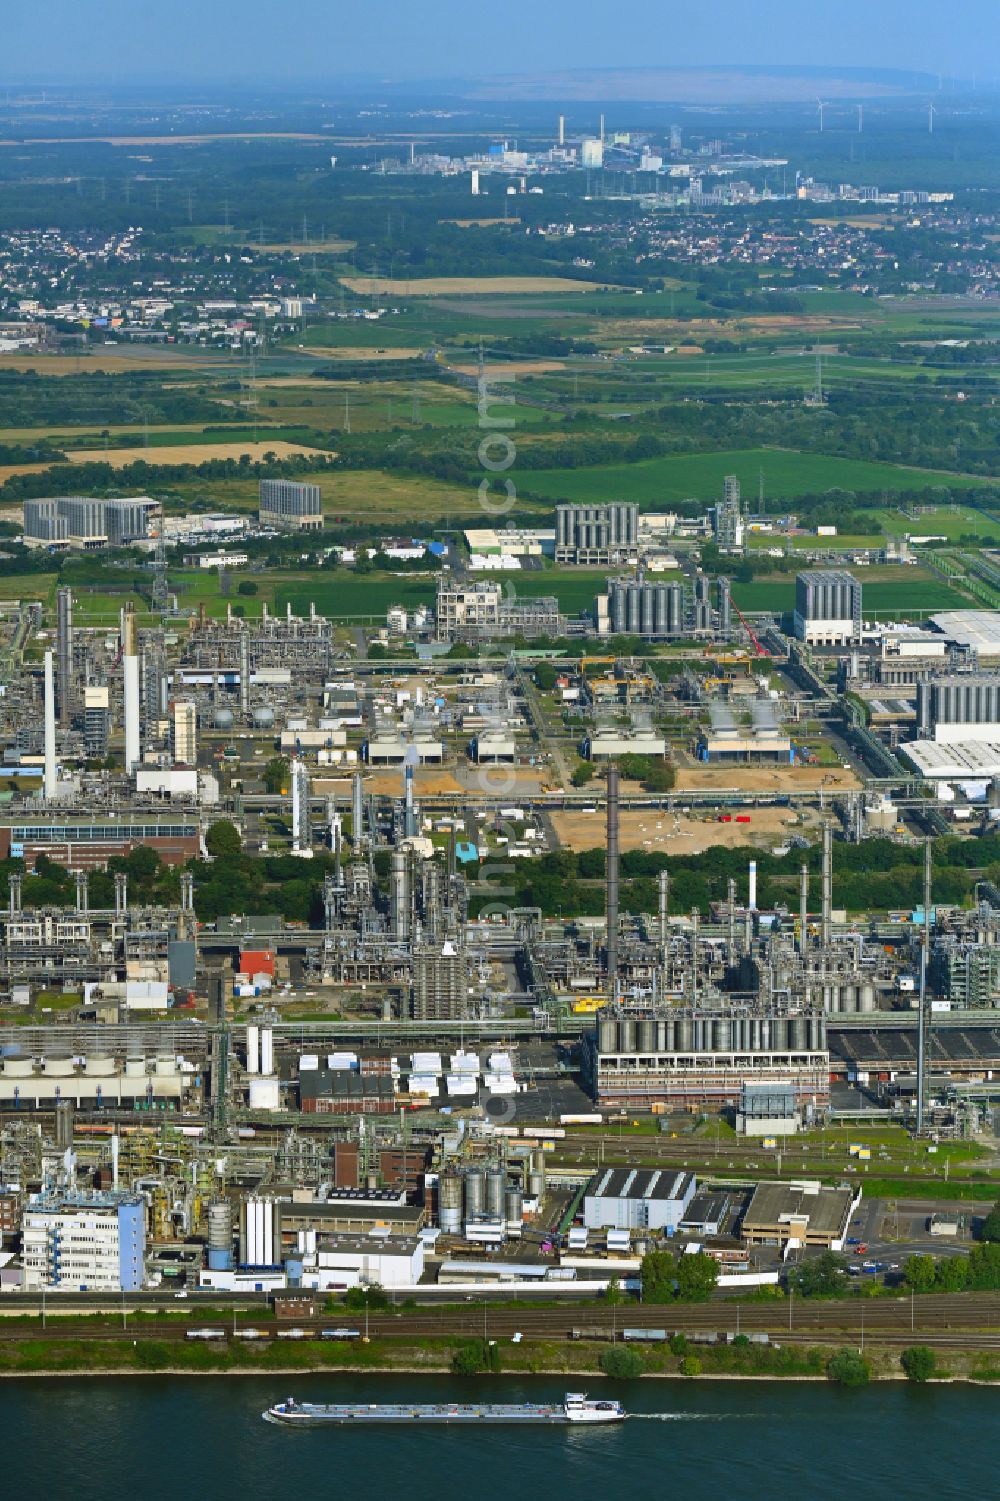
xmin=22 ymin=1190 xmax=146 ymax=1291
xmin=259 ymin=479 xmax=323 ymax=532
xmin=23 ymin=497 xmax=157 ymax=550
xmin=793 ymin=570 xmax=862 ymax=645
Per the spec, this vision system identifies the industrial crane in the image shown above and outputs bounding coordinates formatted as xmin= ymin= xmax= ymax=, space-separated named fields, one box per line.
xmin=730 ymin=599 xmax=771 ymax=657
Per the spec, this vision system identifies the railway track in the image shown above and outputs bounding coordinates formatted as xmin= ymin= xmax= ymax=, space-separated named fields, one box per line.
xmin=2 ymin=1292 xmax=998 ymax=1347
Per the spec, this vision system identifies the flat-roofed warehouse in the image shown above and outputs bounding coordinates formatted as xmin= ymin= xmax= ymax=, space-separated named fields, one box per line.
xmin=740 ymin=1181 xmax=857 ymax=1250
xmin=583 ymin=1167 xmax=696 ymax=1233
xmin=827 ymin=1023 xmax=1000 ymax=1084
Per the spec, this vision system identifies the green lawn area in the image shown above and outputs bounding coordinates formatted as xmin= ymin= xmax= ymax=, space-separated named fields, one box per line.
xmin=513 ymin=568 xmax=607 ymax=613
xmin=873 ymin=503 xmax=1000 ymax=543
xmin=275 ymin=570 xmax=437 ymax=619
xmin=515 ymin=448 xmax=983 ymax=509
xmin=733 ymin=567 xmax=970 ymax=617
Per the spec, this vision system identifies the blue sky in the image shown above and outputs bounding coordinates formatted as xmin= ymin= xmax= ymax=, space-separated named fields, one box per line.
xmin=2 ymin=0 xmax=991 ymax=86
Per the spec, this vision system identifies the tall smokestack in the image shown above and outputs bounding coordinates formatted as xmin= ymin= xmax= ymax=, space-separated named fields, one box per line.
xmin=558 ymin=113 xmax=565 ymax=146
xmin=122 ymin=604 xmax=140 ymax=774
xmin=404 ymin=761 xmax=416 ymax=838
xmin=56 ymin=586 xmax=73 ymax=729
xmin=43 ymin=649 xmax=57 ymax=799
xmin=917 ymin=838 xmax=933 ymax=1133
xmin=352 ymin=771 xmax=364 ymax=848
xmin=821 ymin=822 xmax=833 ymax=948
xmin=799 ymin=863 xmax=809 ymax=957
xmin=606 ymin=764 xmax=619 ymax=999
xmin=748 ymin=859 xmax=758 ymax=912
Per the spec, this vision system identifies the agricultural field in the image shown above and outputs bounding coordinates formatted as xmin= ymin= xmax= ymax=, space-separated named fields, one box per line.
xmin=515 ymin=448 xmax=984 ymax=509
xmin=194 ymin=467 xmax=508 ymax=524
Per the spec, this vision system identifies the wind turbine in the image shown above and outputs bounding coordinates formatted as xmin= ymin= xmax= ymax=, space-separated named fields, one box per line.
xmin=928 ymin=101 xmax=936 ymax=134
xmin=857 ymin=104 xmax=864 ymax=134
xmin=816 ymin=98 xmax=826 ymax=132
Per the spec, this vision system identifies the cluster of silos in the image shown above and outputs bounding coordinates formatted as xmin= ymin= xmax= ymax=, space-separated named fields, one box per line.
xmin=608 ymin=580 xmax=684 ymax=638
xmin=597 ymin=1009 xmax=827 ymax=1055
xmin=814 ymin=980 xmax=878 ymax=1014
xmin=207 ymin=1199 xmax=234 ymax=1271
xmin=438 ymin=1164 xmax=531 ymax=1235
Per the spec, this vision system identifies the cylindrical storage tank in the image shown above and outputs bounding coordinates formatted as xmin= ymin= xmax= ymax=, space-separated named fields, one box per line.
xmin=598 ymin=1017 xmax=618 ymax=1054
xmin=791 ymin=1017 xmax=809 ymax=1051
xmin=860 ymin=983 xmax=877 ymax=1013
xmin=4 ymin=1059 xmax=33 ymax=1077
xmin=808 ymin=1016 xmax=822 ymax=1051
xmin=260 ymin=1029 xmax=274 ymax=1076
xmin=665 ymin=1017 xmax=676 ymax=1052
xmin=214 ymin=707 xmax=234 ymax=730
xmin=438 ymin=1174 xmax=463 ymax=1235
xmin=733 ymin=1017 xmax=748 ymax=1052
xmin=676 ymin=1016 xmax=694 ymax=1052
xmin=655 ymin=1019 xmax=667 ymax=1051
xmin=638 ymin=1017 xmax=656 ymax=1054
xmin=464 ymin=1168 xmax=486 ymax=1221
xmin=505 ymin=1186 xmax=524 ymax=1231
xmin=771 ymin=1019 xmax=788 ymax=1050
xmin=252 ymin=706 xmax=275 ymax=728
xmin=694 ymin=1017 xmax=707 ymax=1052
xmin=749 ymin=1018 xmax=762 ymax=1051
xmin=617 ymin=1017 xmax=636 ymax=1055
xmin=713 ymin=1018 xmax=732 ymax=1053
xmin=207 ymin=1200 xmax=234 ymax=1271
xmin=528 ymin=1171 xmax=546 ymax=1199
xmin=43 ymin=1058 xmax=74 ymax=1076
xmin=486 ymin=1169 xmax=505 ymax=1220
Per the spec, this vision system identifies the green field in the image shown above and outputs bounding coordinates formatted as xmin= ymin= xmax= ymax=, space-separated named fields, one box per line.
xmin=275 ymin=571 xmax=436 ymax=619
xmin=733 ymin=568 xmax=970 ymax=617
xmin=512 ymin=568 xmax=608 ymax=614
xmin=515 ymin=448 xmax=982 ymax=509
xmin=873 ymin=503 xmax=1000 ymax=543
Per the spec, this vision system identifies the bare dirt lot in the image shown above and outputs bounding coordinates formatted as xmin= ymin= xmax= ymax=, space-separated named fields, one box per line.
xmin=365 ymin=768 xmax=466 ymax=796
xmin=340 ymin=275 xmax=618 ymax=296
xmin=64 ymin=439 xmax=325 ymax=468
xmin=298 ymin=346 xmax=425 ymax=361
xmin=0 ymin=349 xmax=228 ymax=373
xmin=673 ymin=766 xmax=862 ymax=793
xmin=551 ymin=804 xmax=821 ymax=854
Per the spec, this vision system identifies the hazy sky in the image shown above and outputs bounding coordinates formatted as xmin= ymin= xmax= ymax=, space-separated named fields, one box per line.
xmin=2 ymin=0 xmax=991 ymax=86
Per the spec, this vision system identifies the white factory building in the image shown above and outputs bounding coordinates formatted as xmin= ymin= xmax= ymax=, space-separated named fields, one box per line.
xmin=583 ymin=1167 xmax=697 ymax=1234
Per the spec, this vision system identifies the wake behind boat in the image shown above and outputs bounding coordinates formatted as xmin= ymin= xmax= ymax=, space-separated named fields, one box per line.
xmin=263 ymin=1392 xmax=626 ymax=1426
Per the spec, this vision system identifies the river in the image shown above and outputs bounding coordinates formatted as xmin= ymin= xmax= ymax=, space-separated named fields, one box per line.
xmin=5 ymin=1372 xmax=993 ymax=1499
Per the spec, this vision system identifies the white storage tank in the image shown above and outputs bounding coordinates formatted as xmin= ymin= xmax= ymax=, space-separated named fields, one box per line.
xmin=248 ymin=1076 xmax=281 ymax=1111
